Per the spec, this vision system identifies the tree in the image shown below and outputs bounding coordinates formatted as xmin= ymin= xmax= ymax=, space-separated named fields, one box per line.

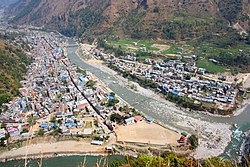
xmin=0 ymin=123 xmax=7 ymax=129
xmin=110 ymin=113 xmax=124 ymax=124
xmin=188 ymin=134 xmax=198 ymax=149
xmin=38 ymin=129 xmax=44 ymax=136
xmin=27 ymin=116 xmax=35 ymax=125
xmin=86 ymin=80 xmax=96 ymax=89
xmin=22 ymin=129 xmax=29 ymax=134
xmin=110 ymin=92 xmax=116 ymax=97
xmin=163 ymin=28 xmax=176 ymax=40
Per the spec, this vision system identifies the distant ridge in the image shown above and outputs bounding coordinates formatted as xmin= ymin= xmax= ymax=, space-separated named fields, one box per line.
xmin=8 ymin=0 xmax=250 ymax=39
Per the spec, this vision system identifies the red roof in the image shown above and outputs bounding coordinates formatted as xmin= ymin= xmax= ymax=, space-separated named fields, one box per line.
xmin=23 ymin=126 xmax=30 ymax=130
xmin=134 ymin=116 xmax=143 ymax=122
xmin=179 ymin=136 xmax=187 ymax=143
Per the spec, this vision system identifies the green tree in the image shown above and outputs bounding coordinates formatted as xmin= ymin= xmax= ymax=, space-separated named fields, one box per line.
xmin=110 ymin=92 xmax=116 ymax=97
xmin=188 ymin=134 xmax=199 ymax=149
xmin=0 ymin=123 xmax=7 ymax=129
xmin=38 ymin=129 xmax=44 ymax=136
xmin=27 ymin=116 xmax=35 ymax=125
xmin=110 ymin=113 xmax=124 ymax=124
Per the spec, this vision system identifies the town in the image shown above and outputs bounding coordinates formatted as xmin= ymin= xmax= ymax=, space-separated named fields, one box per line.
xmin=82 ymin=41 xmax=246 ymax=114
xmin=0 ymin=32 xmax=189 ymax=154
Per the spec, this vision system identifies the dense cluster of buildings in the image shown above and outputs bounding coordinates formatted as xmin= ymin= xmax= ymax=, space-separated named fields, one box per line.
xmin=0 ymin=32 xmax=140 ymax=145
xmin=91 ymin=48 xmax=238 ymax=112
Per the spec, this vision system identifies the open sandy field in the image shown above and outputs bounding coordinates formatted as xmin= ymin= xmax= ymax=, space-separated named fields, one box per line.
xmin=0 ymin=141 xmax=104 ymax=161
xmin=116 ymin=121 xmax=180 ymax=146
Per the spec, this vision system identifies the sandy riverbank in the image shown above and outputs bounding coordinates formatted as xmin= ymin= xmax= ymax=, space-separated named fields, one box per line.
xmin=0 ymin=141 xmax=107 ymax=162
xmin=79 ymin=56 xmax=233 ymax=159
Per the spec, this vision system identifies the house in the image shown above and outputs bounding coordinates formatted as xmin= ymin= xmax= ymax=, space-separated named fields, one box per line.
xmin=178 ymin=136 xmax=187 ymax=143
xmin=132 ymin=42 xmax=137 ymax=46
xmin=181 ymin=131 xmax=188 ymax=137
xmin=77 ymin=99 xmax=89 ymax=110
xmin=0 ymin=129 xmax=6 ymax=139
xmin=61 ymin=127 xmax=71 ymax=135
xmin=146 ymin=118 xmax=153 ymax=123
xmin=105 ymin=146 xmax=113 ymax=153
xmin=134 ymin=116 xmax=143 ymax=122
xmin=40 ymin=124 xmax=49 ymax=129
xmin=20 ymin=133 xmax=30 ymax=140
xmin=7 ymin=127 xmax=20 ymax=137
xmin=91 ymin=140 xmax=103 ymax=145
xmin=125 ymin=117 xmax=134 ymax=124
xmin=55 ymin=112 xmax=63 ymax=118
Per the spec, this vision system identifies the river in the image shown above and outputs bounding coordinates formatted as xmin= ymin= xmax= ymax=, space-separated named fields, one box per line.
xmin=66 ymin=44 xmax=250 ymax=160
xmin=0 ymin=155 xmax=124 ymax=167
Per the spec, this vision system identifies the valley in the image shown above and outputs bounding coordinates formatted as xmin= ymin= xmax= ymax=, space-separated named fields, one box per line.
xmin=0 ymin=0 xmax=249 ymax=166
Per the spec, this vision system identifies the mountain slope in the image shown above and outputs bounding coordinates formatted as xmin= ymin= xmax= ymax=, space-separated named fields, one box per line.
xmin=0 ymin=38 xmax=32 ymax=107
xmin=9 ymin=0 xmax=250 ymax=39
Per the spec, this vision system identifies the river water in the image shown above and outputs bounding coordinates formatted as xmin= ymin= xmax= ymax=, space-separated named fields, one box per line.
xmin=0 ymin=155 xmax=124 ymax=167
xmin=66 ymin=45 xmax=250 ymax=160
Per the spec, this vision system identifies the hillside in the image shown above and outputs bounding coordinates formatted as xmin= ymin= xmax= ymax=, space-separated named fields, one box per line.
xmin=0 ymin=38 xmax=32 ymax=109
xmin=9 ymin=0 xmax=250 ymax=39
xmin=109 ymin=151 xmax=249 ymax=167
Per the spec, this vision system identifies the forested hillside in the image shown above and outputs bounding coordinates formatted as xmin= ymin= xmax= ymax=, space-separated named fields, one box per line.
xmin=8 ymin=0 xmax=250 ymax=39
xmin=0 ymin=38 xmax=32 ymax=109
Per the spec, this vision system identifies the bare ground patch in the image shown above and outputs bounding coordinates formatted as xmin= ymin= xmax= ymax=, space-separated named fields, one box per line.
xmin=151 ymin=44 xmax=170 ymax=53
xmin=116 ymin=121 xmax=180 ymax=146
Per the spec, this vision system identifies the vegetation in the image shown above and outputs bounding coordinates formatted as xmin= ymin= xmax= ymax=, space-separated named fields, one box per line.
xmin=160 ymin=45 xmax=182 ymax=55
xmin=189 ymin=31 xmax=250 ymax=70
xmin=0 ymin=123 xmax=7 ymax=129
xmin=218 ymin=0 xmax=243 ymax=24
xmin=13 ymin=0 xmax=41 ymax=21
xmin=86 ymin=80 xmax=96 ymax=89
xmin=38 ymin=129 xmax=44 ymax=136
xmin=49 ymin=127 xmax=61 ymax=136
xmin=110 ymin=39 xmax=159 ymax=52
xmin=55 ymin=2 xmax=109 ymax=37
xmin=106 ymin=98 xmax=119 ymax=107
xmin=196 ymin=59 xmax=225 ymax=73
xmin=100 ymin=92 xmax=120 ymax=107
xmin=110 ymin=151 xmax=237 ymax=167
xmin=187 ymin=135 xmax=199 ymax=149
xmin=85 ymin=122 xmax=92 ymax=129
xmin=21 ymin=129 xmax=29 ymax=134
xmin=102 ymin=30 xmax=250 ymax=73
xmin=108 ymin=63 xmax=159 ymax=91
xmin=27 ymin=116 xmax=36 ymax=125
xmin=0 ymin=40 xmax=32 ymax=109
xmin=110 ymin=113 xmax=124 ymax=124
xmin=166 ymin=93 xmax=200 ymax=111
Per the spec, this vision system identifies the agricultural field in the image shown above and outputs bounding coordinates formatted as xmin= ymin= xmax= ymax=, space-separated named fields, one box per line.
xmin=196 ymin=59 xmax=226 ymax=73
xmin=110 ymin=39 xmax=160 ymax=52
xmin=107 ymin=37 xmax=250 ymax=74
